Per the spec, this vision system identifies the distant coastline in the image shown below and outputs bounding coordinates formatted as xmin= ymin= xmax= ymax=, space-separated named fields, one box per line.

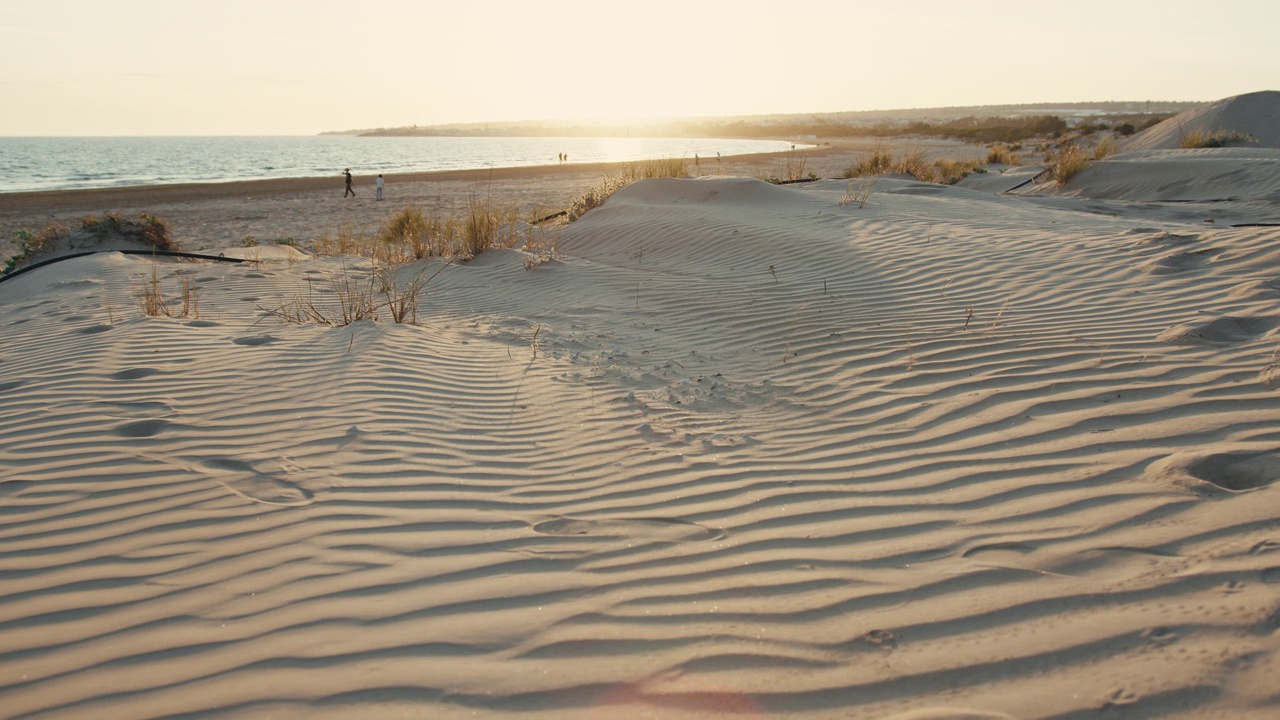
xmin=322 ymin=100 xmax=1203 ymax=138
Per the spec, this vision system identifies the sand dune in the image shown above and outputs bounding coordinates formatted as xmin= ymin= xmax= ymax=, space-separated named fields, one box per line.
xmin=1125 ymin=90 xmax=1280 ymax=151
xmin=2 ymin=163 xmax=1280 ymax=718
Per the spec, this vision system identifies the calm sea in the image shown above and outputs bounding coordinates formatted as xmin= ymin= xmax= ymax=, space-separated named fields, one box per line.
xmin=0 ymin=136 xmax=801 ymax=194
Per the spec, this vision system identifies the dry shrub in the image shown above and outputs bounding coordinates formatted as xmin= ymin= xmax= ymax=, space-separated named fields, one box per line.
xmin=894 ymin=151 xmax=936 ymax=182
xmin=986 ymin=144 xmax=1020 ymax=165
xmin=463 ymin=192 xmax=502 ymax=258
xmin=4 ymin=223 xmax=69 ymax=275
xmin=1179 ymin=129 xmax=1257 ymax=148
xmin=378 ymin=205 xmax=453 ymax=260
xmin=783 ymin=151 xmax=809 ymax=181
xmin=843 ymin=146 xmax=936 ymax=182
xmin=521 ymin=225 xmax=562 ymax=270
xmin=83 ymin=212 xmax=175 ymax=251
xmin=1094 ymin=137 xmax=1118 ymax=160
xmin=1047 ymin=141 xmax=1091 ymax=185
xmin=843 ymin=145 xmax=895 ymax=178
xmin=933 ymin=158 xmax=981 ymax=185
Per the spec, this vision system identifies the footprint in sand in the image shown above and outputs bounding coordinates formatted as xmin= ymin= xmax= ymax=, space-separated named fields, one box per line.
xmin=1249 ymin=540 xmax=1280 ymax=555
xmin=1156 ymin=315 xmax=1278 ymax=346
xmin=78 ymin=324 xmax=114 ymax=335
xmin=1186 ymin=451 xmax=1280 ymax=492
xmin=232 ymin=334 xmax=276 ymax=346
xmin=114 ymin=419 xmax=173 ymax=438
xmin=1143 ymin=247 xmax=1218 ymax=274
xmin=200 ymin=457 xmax=314 ymax=506
xmin=1142 ymin=627 xmax=1180 ymax=648
xmin=111 ymin=367 xmax=163 ymax=380
xmin=1147 ymin=450 xmax=1280 ymax=494
xmin=1105 ymin=688 xmax=1139 ymax=707
xmin=961 ymin=541 xmax=1036 ymax=559
xmin=533 ymin=516 xmax=724 ymax=542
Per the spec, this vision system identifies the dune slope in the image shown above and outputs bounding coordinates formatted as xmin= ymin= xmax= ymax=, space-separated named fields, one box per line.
xmin=2 ymin=176 xmax=1279 ymax=719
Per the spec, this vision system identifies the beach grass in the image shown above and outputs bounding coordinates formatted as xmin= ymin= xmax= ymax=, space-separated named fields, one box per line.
xmin=568 ymin=158 xmax=690 ymax=221
xmin=1047 ymin=140 xmax=1091 ymax=184
xmin=1179 ymin=128 xmax=1257 ymax=148
xmin=986 ymin=144 xmax=1020 ymax=165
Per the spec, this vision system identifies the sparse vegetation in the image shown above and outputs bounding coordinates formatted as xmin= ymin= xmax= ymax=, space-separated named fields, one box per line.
xmin=933 ymin=158 xmax=982 ymax=184
xmin=81 ymin=212 xmax=174 ymax=250
xmin=783 ymin=150 xmax=810 ymax=182
xmin=180 ymin=276 xmax=200 ymax=318
xmin=5 ymin=212 xmax=175 ymax=276
xmin=842 ymin=147 xmax=950 ymax=183
xmin=463 ymin=192 xmax=502 ymax=258
xmin=375 ymin=205 xmax=471 ymax=262
xmin=136 ymin=263 xmax=199 ymax=319
xmin=1046 ymin=140 xmax=1091 ymax=185
xmin=568 ymin=158 xmax=690 ymax=221
xmin=262 ymin=260 xmax=447 ymax=327
xmin=139 ymin=264 xmax=170 ymax=317
xmin=521 ymin=224 xmax=562 ymax=270
xmin=1093 ymin=136 xmax=1118 ymax=160
xmin=986 ymin=144 xmax=1020 ymax=165
xmin=839 ymin=178 xmax=878 ymax=208
xmin=843 ymin=145 xmax=895 ymax=178
xmin=1179 ymin=129 xmax=1257 ymax=149
xmin=5 ymin=223 xmax=69 ymax=275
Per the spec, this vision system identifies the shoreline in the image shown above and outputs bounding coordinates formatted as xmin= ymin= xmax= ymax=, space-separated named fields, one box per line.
xmin=0 ymin=138 xmax=983 ymax=256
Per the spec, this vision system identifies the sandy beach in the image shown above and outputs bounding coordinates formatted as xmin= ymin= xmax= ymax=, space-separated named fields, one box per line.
xmin=0 ymin=139 xmax=982 ymax=258
xmin=2 ymin=103 xmax=1280 ymax=720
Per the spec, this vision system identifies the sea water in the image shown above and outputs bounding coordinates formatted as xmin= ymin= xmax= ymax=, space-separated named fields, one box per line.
xmin=0 ymin=136 xmax=802 ymax=193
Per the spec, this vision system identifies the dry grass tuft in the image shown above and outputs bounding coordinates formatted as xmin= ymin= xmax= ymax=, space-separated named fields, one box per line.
xmin=839 ymin=178 xmax=879 ymax=208
xmin=1179 ymin=128 xmax=1257 ymax=148
xmin=843 ymin=146 xmax=945 ymax=183
xmin=986 ymin=144 xmax=1020 ymax=165
xmin=843 ymin=145 xmax=896 ymax=178
xmin=180 ymin=276 xmax=200 ymax=318
xmin=933 ymin=158 xmax=982 ymax=185
xmin=568 ymin=158 xmax=690 ymax=221
xmin=139 ymin=264 xmax=171 ymax=317
xmin=1047 ymin=140 xmax=1091 ymax=185
xmin=1093 ymin=137 xmax=1118 ymax=160
xmin=521 ymin=225 xmax=562 ymax=270
xmin=263 ymin=260 xmax=447 ymax=326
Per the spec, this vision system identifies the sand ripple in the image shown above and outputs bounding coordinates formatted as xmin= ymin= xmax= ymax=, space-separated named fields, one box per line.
xmin=2 ymin=178 xmax=1279 ymax=718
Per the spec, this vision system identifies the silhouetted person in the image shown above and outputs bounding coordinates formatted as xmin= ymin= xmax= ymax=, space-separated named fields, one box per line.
xmin=343 ymin=168 xmax=355 ymax=197
xmin=375 ymin=174 xmax=384 ymax=201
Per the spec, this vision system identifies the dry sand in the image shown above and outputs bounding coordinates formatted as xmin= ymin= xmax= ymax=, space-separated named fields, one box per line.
xmin=2 ymin=137 xmax=1280 ymax=719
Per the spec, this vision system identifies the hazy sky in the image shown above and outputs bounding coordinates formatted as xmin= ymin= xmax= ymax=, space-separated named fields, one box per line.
xmin=2 ymin=0 xmax=1277 ymax=135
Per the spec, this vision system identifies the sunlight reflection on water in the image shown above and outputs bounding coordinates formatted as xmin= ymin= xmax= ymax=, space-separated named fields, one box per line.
xmin=0 ymin=136 xmax=804 ymax=193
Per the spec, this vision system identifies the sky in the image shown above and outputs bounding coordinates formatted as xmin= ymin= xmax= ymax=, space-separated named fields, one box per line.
xmin=1 ymin=0 xmax=1277 ymax=136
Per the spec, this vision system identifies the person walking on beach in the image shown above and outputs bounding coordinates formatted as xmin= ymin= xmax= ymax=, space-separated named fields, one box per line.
xmin=375 ymin=174 xmax=384 ymax=201
xmin=343 ymin=168 xmax=355 ymax=197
